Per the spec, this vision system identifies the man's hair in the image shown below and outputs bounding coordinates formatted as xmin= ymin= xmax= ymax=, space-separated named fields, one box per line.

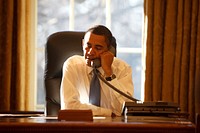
xmin=85 ymin=25 xmax=116 ymax=47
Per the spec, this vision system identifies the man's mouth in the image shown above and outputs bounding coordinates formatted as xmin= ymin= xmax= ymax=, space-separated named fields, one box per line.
xmin=86 ymin=57 xmax=95 ymax=61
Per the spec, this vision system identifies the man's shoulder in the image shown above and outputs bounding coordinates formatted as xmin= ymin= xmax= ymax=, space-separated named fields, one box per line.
xmin=112 ymin=57 xmax=132 ymax=73
xmin=113 ymin=57 xmax=130 ymax=67
xmin=64 ymin=55 xmax=84 ymax=64
xmin=68 ymin=55 xmax=84 ymax=60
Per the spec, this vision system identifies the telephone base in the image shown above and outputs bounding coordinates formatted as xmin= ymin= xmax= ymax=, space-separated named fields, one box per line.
xmin=122 ymin=101 xmax=188 ymax=118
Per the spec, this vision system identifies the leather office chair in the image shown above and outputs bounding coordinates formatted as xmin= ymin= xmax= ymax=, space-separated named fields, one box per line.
xmin=44 ymin=31 xmax=85 ymax=116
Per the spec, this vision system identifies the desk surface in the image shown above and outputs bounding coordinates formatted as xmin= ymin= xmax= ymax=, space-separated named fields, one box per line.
xmin=0 ymin=116 xmax=195 ymax=133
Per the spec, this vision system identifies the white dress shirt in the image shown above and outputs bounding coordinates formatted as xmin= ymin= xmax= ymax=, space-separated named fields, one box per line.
xmin=60 ymin=55 xmax=134 ymax=116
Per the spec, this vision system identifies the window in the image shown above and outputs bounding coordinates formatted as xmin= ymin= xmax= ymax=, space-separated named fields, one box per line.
xmin=37 ymin=0 xmax=144 ymax=110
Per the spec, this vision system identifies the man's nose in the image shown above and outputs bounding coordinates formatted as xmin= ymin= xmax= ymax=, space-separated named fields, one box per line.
xmin=88 ymin=47 xmax=95 ymax=54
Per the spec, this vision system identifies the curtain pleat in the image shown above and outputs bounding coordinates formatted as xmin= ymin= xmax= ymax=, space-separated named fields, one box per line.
xmin=152 ymin=0 xmax=165 ymax=101
xmin=188 ymin=0 xmax=199 ymax=121
xmin=195 ymin=0 xmax=200 ymax=120
xmin=0 ymin=0 xmax=13 ymax=111
xmin=144 ymin=0 xmax=154 ymax=101
xmin=162 ymin=0 xmax=177 ymax=102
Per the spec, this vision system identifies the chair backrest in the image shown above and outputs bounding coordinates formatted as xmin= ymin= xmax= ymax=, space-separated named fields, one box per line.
xmin=44 ymin=31 xmax=85 ymax=116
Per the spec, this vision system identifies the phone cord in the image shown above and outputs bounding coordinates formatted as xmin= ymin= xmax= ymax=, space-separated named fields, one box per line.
xmin=94 ymin=69 xmax=139 ymax=102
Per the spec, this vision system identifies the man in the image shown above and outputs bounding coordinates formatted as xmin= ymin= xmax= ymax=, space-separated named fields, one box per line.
xmin=60 ymin=25 xmax=134 ymax=117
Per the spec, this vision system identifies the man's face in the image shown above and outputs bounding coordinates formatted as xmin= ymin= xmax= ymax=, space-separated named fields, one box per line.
xmin=82 ymin=32 xmax=108 ymax=67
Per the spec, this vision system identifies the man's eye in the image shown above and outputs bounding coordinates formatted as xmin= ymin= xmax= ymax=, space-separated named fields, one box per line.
xmin=96 ymin=46 xmax=103 ymax=50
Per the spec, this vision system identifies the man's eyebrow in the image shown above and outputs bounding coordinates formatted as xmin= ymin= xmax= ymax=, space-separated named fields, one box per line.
xmin=95 ymin=44 xmax=104 ymax=48
xmin=95 ymin=44 xmax=102 ymax=46
xmin=86 ymin=42 xmax=92 ymax=45
xmin=85 ymin=42 xmax=103 ymax=48
xmin=93 ymin=43 xmax=103 ymax=46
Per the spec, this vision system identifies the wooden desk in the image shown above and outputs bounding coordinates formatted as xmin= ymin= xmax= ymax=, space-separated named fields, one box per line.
xmin=0 ymin=116 xmax=195 ymax=133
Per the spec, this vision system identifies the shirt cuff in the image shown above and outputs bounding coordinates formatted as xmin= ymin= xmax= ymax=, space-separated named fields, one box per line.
xmin=92 ymin=107 xmax=112 ymax=117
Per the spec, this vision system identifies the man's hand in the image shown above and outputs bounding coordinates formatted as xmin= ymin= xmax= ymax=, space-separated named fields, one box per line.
xmin=100 ymin=51 xmax=114 ymax=76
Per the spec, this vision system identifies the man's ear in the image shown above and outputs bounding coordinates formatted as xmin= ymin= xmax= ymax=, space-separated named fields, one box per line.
xmin=82 ymin=39 xmax=84 ymax=47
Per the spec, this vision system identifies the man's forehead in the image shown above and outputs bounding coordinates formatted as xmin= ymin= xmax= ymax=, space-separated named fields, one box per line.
xmin=84 ymin=32 xmax=106 ymax=44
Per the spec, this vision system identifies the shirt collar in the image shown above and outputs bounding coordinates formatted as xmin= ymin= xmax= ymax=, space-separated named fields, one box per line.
xmin=87 ymin=66 xmax=104 ymax=75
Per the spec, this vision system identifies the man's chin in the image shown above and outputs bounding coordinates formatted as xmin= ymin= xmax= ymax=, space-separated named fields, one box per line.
xmin=85 ymin=59 xmax=92 ymax=67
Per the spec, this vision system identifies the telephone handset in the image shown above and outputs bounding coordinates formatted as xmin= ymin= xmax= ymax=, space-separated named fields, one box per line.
xmin=92 ymin=45 xmax=116 ymax=68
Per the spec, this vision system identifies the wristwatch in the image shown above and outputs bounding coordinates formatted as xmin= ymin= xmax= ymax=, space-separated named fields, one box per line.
xmin=105 ymin=74 xmax=116 ymax=81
